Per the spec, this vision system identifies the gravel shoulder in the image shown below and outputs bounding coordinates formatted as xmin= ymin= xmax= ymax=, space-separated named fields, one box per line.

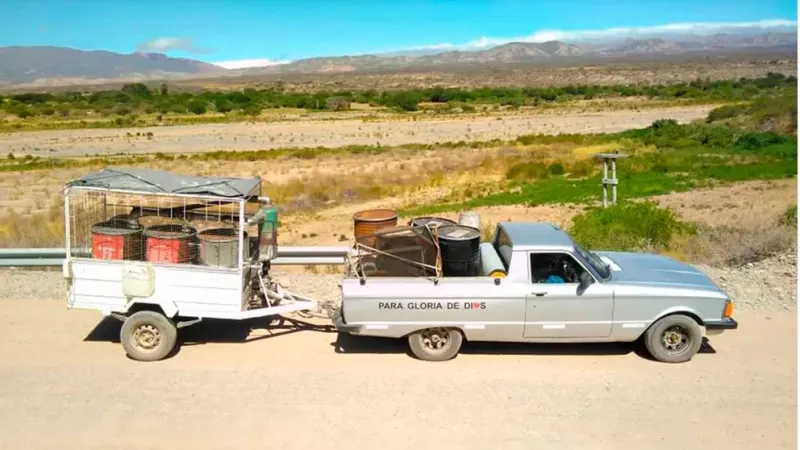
xmin=1 ymin=105 xmax=715 ymax=157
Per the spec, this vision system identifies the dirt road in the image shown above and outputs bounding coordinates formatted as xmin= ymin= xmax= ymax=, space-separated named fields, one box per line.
xmin=1 ymin=105 xmax=715 ymax=157
xmin=0 ymin=298 xmax=794 ymax=449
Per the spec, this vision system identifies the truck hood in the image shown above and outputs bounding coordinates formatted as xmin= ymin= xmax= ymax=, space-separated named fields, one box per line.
xmin=594 ymin=250 xmax=726 ymax=295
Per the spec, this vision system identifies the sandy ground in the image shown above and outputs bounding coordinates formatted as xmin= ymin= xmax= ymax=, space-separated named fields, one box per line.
xmin=1 ymin=105 xmax=715 ymax=157
xmin=650 ymin=179 xmax=799 ymax=228
xmin=0 ymin=298 xmax=794 ymax=449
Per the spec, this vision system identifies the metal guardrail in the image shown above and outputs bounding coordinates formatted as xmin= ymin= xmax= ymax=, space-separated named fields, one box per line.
xmin=0 ymin=246 xmax=351 ymax=268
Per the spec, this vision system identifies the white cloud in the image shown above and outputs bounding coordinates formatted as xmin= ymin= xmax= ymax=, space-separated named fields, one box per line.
xmin=212 ymin=58 xmax=293 ymax=70
xmin=136 ymin=37 xmax=211 ymax=54
xmin=410 ymin=19 xmax=798 ymax=52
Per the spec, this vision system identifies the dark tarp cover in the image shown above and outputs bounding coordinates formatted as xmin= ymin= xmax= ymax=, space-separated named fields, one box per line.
xmin=65 ymin=168 xmax=261 ymax=198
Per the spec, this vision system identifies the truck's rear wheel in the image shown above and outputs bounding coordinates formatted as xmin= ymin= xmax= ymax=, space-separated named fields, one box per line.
xmin=120 ymin=311 xmax=177 ymax=362
xmin=643 ymin=314 xmax=702 ymax=363
xmin=408 ymin=327 xmax=463 ymax=362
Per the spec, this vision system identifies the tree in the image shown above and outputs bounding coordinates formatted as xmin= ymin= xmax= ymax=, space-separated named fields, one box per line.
xmin=159 ymin=83 xmax=169 ymax=96
xmin=391 ymin=91 xmax=420 ymax=111
xmin=187 ymin=100 xmax=207 ymax=115
xmin=121 ymin=83 xmax=151 ymax=98
xmin=243 ymin=104 xmax=262 ymax=117
xmin=214 ymin=98 xmax=233 ymax=113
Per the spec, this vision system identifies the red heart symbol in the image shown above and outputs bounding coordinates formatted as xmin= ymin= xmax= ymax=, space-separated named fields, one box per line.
xmin=472 ymin=302 xmax=481 ymax=309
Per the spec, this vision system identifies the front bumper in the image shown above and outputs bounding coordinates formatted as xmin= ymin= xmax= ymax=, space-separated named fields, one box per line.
xmin=332 ymin=307 xmax=363 ymax=334
xmin=705 ymin=317 xmax=738 ymax=331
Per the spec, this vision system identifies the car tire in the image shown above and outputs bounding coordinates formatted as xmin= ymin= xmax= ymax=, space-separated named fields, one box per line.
xmin=408 ymin=327 xmax=463 ymax=362
xmin=120 ymin=310 xmax=178 ymax=362
xmin=643 ymin=314 xmax=703 ymax=363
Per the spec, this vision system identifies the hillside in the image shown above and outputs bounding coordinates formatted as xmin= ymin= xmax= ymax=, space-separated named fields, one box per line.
xmin=236 ymin=31 xmax=797 ymax=75
xmin=0 ymin=46 xmax=225 ymax=87
xmin=0 ymin=31 xmax=796 ymax=87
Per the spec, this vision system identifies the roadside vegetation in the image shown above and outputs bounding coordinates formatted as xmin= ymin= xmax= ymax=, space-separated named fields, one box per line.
xmin=0 ymin=78 xmax=796 ymax=268
xmin=0 ymin=73 xmax=794 ymax=131
xmin=568 ymin=201 xmax=797 ymax=268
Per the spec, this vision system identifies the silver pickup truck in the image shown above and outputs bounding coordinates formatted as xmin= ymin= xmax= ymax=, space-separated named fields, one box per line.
xmin=334 ymin=221 xmax=738 ymax=363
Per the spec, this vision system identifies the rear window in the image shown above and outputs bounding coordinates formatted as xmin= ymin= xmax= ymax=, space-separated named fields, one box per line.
xmin=492 ymin=227 xmax=513 ymax=271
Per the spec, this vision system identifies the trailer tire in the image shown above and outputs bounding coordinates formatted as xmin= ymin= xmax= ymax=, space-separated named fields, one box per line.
xmin=408 ymin=327 xmax=463 ymax=362
xmin=643 ymin=314 xmax=702 ymax=364
xmin=120 ymin=311 xmax=178 ymax=362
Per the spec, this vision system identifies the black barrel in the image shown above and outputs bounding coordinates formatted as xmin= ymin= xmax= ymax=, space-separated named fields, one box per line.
xmin=437 ymin=225 xmax=481 ymax=277
xmin=410 ymin=216 xmax=457 ymax=229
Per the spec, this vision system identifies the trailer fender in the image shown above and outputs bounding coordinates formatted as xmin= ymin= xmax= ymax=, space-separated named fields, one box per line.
xmin=126 ymin=299 xmax=179 ymax=319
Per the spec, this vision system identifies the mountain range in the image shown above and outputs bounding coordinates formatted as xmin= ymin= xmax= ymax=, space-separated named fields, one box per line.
xmin=0 ymin=31 xmax=796 ymax=88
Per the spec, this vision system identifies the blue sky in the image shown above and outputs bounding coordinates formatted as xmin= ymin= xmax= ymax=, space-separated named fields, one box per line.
xmin=0 ymin=0 xmax=796 ymax=68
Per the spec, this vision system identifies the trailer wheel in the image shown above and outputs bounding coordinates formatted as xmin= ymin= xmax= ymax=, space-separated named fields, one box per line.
xmin=408 ymin=327 xmax=463 ymax=362
xmin=120 ymin=311 xmax=178 ymax=362
xmin=643 ymin=314 xmax=702 ymax=364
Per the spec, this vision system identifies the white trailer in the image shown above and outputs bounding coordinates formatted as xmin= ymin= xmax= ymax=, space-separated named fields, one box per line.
xmin=62 ymin=168 xmax=322 ymax=361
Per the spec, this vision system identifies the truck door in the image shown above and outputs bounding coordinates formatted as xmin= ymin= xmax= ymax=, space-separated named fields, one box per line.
xmin=523 ymin=251 xmax=613 ymax=339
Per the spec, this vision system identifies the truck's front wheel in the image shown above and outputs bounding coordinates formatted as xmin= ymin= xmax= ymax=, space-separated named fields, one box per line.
xmin=120 ymin=311 xmax=178 ymax=362
xmin=408 ymin=327 xmax=463 ymax=362
xmin=643 ymin=314 xmax=703 ymax=363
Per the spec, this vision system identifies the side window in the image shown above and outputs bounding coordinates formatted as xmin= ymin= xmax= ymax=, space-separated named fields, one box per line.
xmin=529 ymin=252 xmax=587 ymax=284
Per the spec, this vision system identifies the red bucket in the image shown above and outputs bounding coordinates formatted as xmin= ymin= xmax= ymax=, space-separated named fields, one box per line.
xmin=91 ymin=218 xmax=143 ymax=260
xmin=144 ymin=224 xmax=196 ymax=264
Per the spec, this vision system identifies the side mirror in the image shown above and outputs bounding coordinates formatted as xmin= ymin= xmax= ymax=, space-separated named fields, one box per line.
xmin=577 ymin=271 xmax=594 ymax=294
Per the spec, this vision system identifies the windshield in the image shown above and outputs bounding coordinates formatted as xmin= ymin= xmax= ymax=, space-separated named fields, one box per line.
xmin=573 ymin=241 xmax=611 ymax=280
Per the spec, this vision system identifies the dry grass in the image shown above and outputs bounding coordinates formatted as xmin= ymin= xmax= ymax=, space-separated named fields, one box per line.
xmin=0 ymin=197 xmax=64 ymax=247
xmin=668 ymin=223 xmax=797 ymax=268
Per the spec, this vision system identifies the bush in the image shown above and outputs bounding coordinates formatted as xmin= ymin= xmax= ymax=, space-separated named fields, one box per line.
xmin=326 ymin=96 xmax=351 ymax=111
xmin=735 ymin=131 xmax=788 ymax=150
xmin=187 ymin=100 xmax=207 ymax=115
xmin=548 ymin=162 xmax=565 ymax=175
xmin=505 ymin=162 xmax=550 ymax=181
xmin=706 ymin=104 xmax=746 ymax=122
xmin=390 ymin=92 xmax=420 ymax=111
xmin=569 ymin=201 xmax=692 ymax=252
xmin=214 ymin=98 xmax=233 ymax=113
xmin=779 ymin=205 xmax=797 ymax=227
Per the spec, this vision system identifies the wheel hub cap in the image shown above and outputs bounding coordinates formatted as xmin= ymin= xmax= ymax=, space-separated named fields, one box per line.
xmin=661 ymin=326 xmax=689 ymax=355
xmin=420 ymin=328 xmax=450 ymax=354
xmin=133 ymin=324 xmax=162 ymax=351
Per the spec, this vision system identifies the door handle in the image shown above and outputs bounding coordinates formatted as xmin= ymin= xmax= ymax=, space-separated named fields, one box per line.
xmin=531 ymin=292 xmax=547 ymax=297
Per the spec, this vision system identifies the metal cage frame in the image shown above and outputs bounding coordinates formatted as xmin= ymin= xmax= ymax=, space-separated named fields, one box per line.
xmin=63 ymin=183 xmax=262 ymax=274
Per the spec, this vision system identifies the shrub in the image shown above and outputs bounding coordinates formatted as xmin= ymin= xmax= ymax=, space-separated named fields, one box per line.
xmin=505 ymin=162 xmax=550 ymax=181
xmin=569 ymin=201 xmax=692 ymax=252
xmin=735 ymin=131 xmax=788 ymax=150
xmin=187 ymin=100 xmax=207 ymax=115
xmin=326 ymin=96 xmax=351 ymax=111
xmin=566 ymin=159 xmax=596 ymax=177
xmin=779 ymin=205 xmax=797 ymax=227
xmin=706 ymin=104 xmax=746 ymax=122
xmin=548 ymin=162 xmax=565 ymax=175
xmin=390 ymin=92 xmax=420 ymax=111
xmin=214 ymin=98 xmax=233 ymax=113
